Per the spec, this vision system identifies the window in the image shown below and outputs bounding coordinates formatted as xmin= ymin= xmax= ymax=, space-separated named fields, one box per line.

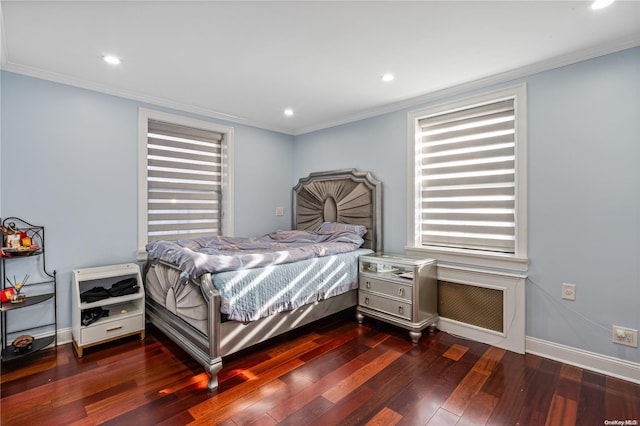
xmin=407 ymin=85 xmax=527 ymax=271
xmin=138 ymin=109 xmax=234 ymax=257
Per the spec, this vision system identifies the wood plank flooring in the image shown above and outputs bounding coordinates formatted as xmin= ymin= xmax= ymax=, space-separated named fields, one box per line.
xmin=1 ymin=310 xmax=639 ymax=425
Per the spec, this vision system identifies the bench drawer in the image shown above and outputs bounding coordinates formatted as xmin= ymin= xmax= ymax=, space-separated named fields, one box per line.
xmin=81 ymin=314 xmax=144 ymax=345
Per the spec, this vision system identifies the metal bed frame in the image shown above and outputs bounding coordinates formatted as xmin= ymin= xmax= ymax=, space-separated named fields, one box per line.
xmin=144 ymin=168 xmax=382 ymax=390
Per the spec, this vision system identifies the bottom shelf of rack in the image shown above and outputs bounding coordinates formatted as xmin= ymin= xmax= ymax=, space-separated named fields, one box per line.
xmin=1 ymin=335 xmax=55 ymax=362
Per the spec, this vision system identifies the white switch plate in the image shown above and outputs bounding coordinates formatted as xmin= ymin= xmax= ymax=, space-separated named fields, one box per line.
xmin=275 ymin=206 xmax=284 ymax=216
xmin=562 ymin=283 xmax=576 ymax=301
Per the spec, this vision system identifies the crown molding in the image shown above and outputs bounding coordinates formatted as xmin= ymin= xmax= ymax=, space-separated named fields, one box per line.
xmin=0 ymin=61 xmax=295 ymax=135
xmin=290 ymin=35 xmax=640 ymax=135
xmin=1 ymin=35 xmax=638 ymax=137
xmin=0 ymin=3 xmax=8 ymax=67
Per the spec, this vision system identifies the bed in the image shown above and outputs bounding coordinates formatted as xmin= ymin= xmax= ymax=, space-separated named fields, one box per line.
xmin=143 ymin=168 xmax=382 ymax=390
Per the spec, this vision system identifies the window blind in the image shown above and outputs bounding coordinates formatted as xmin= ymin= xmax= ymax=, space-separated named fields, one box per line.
xmin=147 ymin=120 xmax=223 ymax=242
xmin=418 ymin=98 xmax=516 ymax=253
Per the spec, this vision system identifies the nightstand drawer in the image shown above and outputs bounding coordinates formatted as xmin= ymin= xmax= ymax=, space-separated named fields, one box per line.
xmin=359 ymin=276 xmax=412 ymax=302
xmin=359 ymin=291 xmax=412 ymax=320
xmin=80 ymin=314 xmax=144 ymax=345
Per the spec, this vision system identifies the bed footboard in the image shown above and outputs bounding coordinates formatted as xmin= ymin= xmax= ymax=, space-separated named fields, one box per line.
xmin=145 ymin=299 xmax=223 ymax=389
xmin=144 ymin=261 xmax=223 ymax=390
xmin=145 ymin=265 xmax=359 ymax=391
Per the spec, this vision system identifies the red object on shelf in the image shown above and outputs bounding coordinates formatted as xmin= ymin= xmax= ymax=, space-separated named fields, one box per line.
xmin=1 ymin=288 xmax=16 ymax=302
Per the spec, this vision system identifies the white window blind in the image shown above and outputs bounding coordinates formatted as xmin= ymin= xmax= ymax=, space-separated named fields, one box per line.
xmin=418 ymin=98 xmax=516 ymax=253
xmin=146 ymin=120 xmax=223 ymax=242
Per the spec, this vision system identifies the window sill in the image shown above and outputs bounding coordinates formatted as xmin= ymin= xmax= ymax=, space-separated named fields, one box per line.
xmin=405 ymin=245 xmax=529 ymax=272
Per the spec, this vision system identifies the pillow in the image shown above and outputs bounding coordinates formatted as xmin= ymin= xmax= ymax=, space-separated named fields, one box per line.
xmin=318 ymin=222 xmax=367 ymax=237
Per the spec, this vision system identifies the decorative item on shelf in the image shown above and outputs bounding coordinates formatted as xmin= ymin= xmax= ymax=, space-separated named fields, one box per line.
xmin=12 ymin=334 xmax=34 ymax=353
xmin=11 ymin=293 xmax=26 ymax=303
xmin=5 ymin=274 xmax=28 ymax=303
xmin=1 ymin=222 xmax=41 ymax=257
xmin=2 ymin=222 xmax=21 ymax=248
xmin=1 ymin=288 xmax=16 ymax=302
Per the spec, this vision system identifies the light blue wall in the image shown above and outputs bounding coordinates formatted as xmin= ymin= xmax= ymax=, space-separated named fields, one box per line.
xmin=526 ymin=48 xmax=639 ymax=361
xmin=292 ymin=112 xmax=408 ymax=252
xmin=293 ymin=47 xmax=640 ymax=363
xmin=2 ymin=47 xmax=638 ymax=364
xmin=0 ymin=71 xmax=294 ymax=329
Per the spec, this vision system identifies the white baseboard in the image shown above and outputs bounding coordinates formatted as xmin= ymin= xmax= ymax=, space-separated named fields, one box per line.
xmin=526 ymin=336 xmax=640 ymax=384
xmin=57 ymin=327 xmax=72 ymax=345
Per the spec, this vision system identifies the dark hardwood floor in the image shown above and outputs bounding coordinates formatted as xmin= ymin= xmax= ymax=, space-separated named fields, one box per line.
xmin=1 ymin=311 xmax=639 ymax=425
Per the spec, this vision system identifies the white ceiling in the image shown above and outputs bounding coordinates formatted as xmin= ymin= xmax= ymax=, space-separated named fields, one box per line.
xmin=2 ymin=1 xmax=639 ymax=135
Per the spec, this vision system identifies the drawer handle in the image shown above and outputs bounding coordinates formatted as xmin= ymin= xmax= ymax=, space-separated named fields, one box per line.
xmin=398 ymin=306 xmax=404 ymax=314
xmin=398 ymin=288 xmax=404 ymax=296
xmin=106 ymin=326 xmax=123 ymax=332
xmin=366 ymin=281 xmax=371 ymax=289
xmin=365 ymin=297 xmax=370 ymax=305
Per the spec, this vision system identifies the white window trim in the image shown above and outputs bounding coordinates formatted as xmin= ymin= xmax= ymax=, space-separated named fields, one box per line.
xmin=137 ymin=108 xmax=234 ymax=260
xmin=406 ymin=84 xmax=528 ymax=271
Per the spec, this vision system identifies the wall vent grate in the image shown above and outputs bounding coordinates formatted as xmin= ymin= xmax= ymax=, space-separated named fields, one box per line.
xmin=438 ymin=280 xmax=504 ymax=333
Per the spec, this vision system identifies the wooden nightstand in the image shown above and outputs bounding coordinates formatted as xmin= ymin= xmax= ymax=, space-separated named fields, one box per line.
xmin=356 ymin=253 xmax=438 ymax=343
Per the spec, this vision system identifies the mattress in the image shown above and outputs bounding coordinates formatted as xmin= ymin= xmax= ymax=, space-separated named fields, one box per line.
xmin=145 ymin=248 xmax=372 ymax=335
xmin=145 ymin=228 xmax=367 ymax=284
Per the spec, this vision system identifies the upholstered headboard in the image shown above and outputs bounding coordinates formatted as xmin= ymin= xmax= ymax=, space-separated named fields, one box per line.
xmin=293 ymin=168 xmax=382 ymax=252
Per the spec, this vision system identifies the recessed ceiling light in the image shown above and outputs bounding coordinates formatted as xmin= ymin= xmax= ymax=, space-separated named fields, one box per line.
xmin=103 ymin=55 xmax=121 ymax=65
xmin=284 ymin=109 xmax=294 ymax=117
xmin=381 ymin=73 xmax=395 ymax=82
xmin=591 ymin=0 xmax=614 ymax=10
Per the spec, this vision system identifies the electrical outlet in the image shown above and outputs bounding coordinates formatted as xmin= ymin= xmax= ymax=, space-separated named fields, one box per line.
xmin=562 ymin=283 xmax=576 ymax=301
xmin=612 ymin=326 xmax=638 ymax=347
xmin=275 ymin=206 xmax=284 ymax=216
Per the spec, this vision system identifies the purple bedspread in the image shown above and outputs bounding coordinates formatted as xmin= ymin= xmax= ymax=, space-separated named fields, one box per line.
xmin=145 ymin=229 xmax=365 ymax=283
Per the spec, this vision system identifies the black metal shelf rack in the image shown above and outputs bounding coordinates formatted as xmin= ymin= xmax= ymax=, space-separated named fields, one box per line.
xmin=1 ymin=217 xmax=57 ymax=364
